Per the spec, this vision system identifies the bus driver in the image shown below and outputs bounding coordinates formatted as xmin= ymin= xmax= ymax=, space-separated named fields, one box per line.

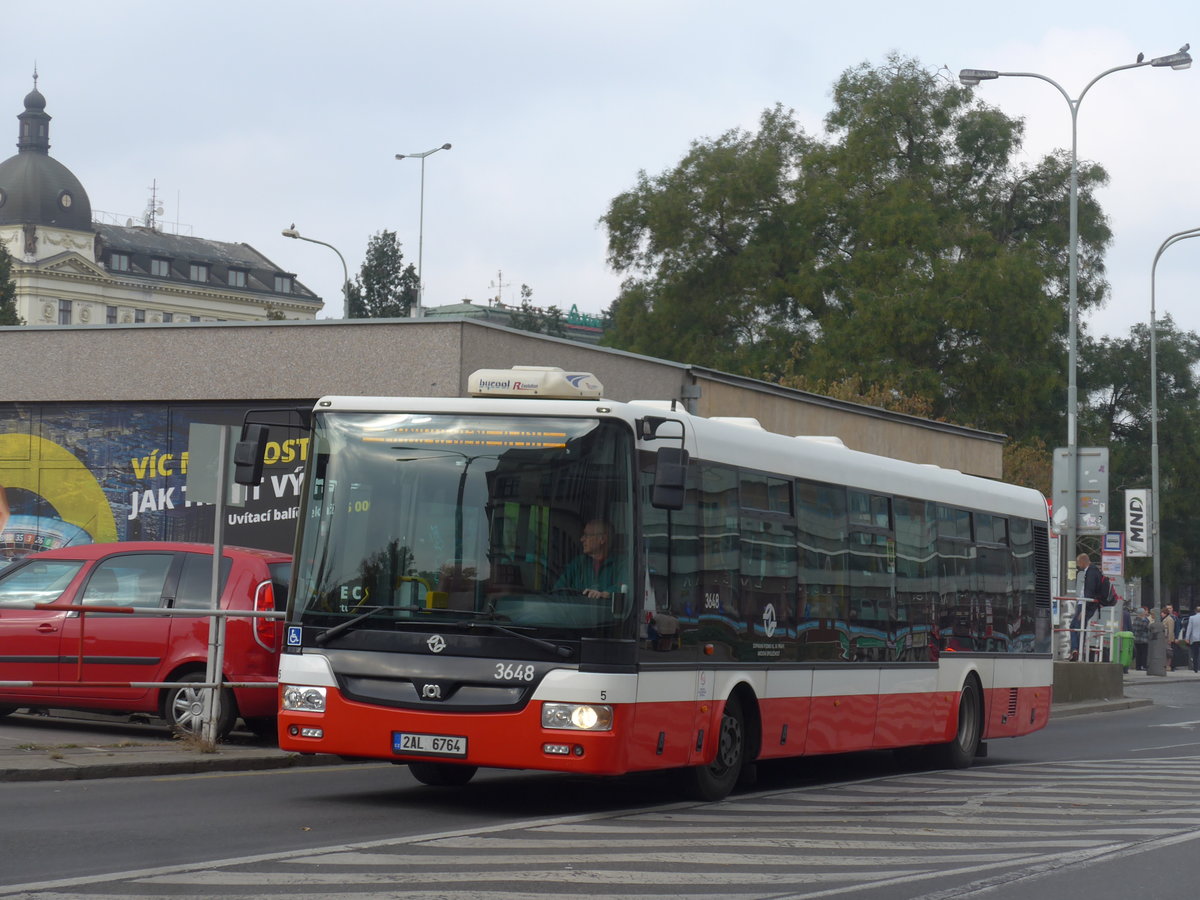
xmin=554 ymin=519 xmax=626 ymax=600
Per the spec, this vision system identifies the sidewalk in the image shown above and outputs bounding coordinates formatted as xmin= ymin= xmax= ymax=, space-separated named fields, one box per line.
xmin=3 ymin=668 xmax=1198 ymax=782
xmin=0 ymin=710 xmax=351 ymax=783
xmin=1051 ymin=664 xmax=1200 ymax=719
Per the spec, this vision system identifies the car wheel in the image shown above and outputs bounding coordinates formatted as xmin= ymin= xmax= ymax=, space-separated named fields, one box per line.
xmin=163 ymin=672 xmax=236 ymax=740
xmin=683 ymin=694 xmax=745 ymax=801
xmin=407 ymin=761 xmax=478 ymax=786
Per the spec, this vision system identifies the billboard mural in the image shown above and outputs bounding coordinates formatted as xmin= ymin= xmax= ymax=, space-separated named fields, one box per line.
xmin=0 ymin=401 xmax=310 ymax=568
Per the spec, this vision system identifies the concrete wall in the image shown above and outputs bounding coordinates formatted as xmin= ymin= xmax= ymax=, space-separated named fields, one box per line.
xmin=1052 ymin=662 xmax=1124 ymax=703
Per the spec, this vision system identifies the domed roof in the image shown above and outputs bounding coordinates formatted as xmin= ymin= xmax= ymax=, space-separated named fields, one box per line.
xmin=0 ymin=81 xmax=93 ymax=232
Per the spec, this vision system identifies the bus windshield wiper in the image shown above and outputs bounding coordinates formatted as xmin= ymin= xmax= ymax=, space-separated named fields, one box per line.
xmin=467 ymin=621 xmax=574 ymax=659
xmin=315 ymin=606 xmax=386 ymax=645
xmin=313 ymin=603 xmax=503 ymax=645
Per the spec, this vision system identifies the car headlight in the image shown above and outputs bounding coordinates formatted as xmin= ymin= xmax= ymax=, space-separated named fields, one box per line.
xmin=542 ymin=702 xmax=613 ymax=731
xmin=282 ymin=685 xmax=327 ymax=712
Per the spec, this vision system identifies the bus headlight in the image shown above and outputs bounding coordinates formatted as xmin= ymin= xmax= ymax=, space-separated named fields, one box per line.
xmin=542 ymin=702 xmax=613 ymax=731
xmin=282 ymin=685 xmax=327 ymax=712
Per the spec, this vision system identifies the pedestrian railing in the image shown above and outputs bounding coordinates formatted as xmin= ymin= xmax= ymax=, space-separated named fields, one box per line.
xmin=0 ymin=603 xmax=285 ymax=743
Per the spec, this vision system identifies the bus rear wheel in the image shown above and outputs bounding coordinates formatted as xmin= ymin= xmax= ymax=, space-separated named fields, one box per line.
xmin=407 ymin=761 xmax=478 ymax=786
xmin=934 ymin=680 xmax=982 ymax=769
xmin=683 ymin=695 xmax=745 ymax=801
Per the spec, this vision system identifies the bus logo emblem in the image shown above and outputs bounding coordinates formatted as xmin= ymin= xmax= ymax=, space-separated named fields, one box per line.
xmin=421 ymin=683 xmax=443 ymax=700
xmin=426 ymin=635 xmax=447 ymax=653
xmin=762 ymin=603 xmax=777 ymax=639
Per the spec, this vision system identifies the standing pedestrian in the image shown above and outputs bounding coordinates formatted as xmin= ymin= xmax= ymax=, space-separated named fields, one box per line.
xmin=1186 ymin=609 xmax=1200 ymax=674
xmin=1162 ymin=606 xmax=1178 ymax=672
xmin=1069 ymin=553 xmax=1104 ymax=661
xmin=1131 ymin=606 xmax=1151 ymax=671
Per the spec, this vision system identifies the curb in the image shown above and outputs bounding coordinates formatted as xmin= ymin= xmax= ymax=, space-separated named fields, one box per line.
xmin=0 ymin=749 xmax=352 ymax=783
xmin=1050 ymin=697 xmax=1153 ymax=719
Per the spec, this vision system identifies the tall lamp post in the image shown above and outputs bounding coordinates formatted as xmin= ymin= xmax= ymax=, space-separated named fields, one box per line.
xmin=959 ymin=47 xmax=1191 ymax=574
xmin=282 ymin=225 xmax=351 ymax=318
xmin=395 ymin=143 xmax=452 ymax=318
xmin=1150 ymin=226 xmax=1200 ymax=611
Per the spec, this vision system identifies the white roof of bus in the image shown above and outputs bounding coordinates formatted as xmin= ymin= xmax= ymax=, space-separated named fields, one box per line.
xmin=313 ymin=394 xmax=1047 ymax=522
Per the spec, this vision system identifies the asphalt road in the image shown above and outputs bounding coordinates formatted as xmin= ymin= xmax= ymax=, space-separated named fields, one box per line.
xmin=1 ymin=676 xmax=1199 ymax=898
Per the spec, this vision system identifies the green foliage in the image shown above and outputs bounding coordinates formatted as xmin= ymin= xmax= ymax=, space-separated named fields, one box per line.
xmin=507 ymin=284 xmax=564 ymax=337
xmin=0 ymin=243 xmax=20 ymax=326
xmin=347 ymin=230 xmax=419 ymax=318
xmin=1080 ymin=318 xmax=1200 ymax=596
xmin=600 ymin=54 xmax=1113 ymax=445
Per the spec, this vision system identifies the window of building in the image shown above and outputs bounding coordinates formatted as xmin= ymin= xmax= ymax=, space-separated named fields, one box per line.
xmin=189 ymin=263 xmax=209 ymax=282
xmin=134 ymin=309 xmax=146 ymax=323
xmin=58 ymin=299 xmax=73 ymax=325
xmin=109 ymin=253 xmax=130 ymax=272
xmin=190 ymin=315 xmax=201 ymax=322
xmin=162 ymin=312 xmax=173 ymax=323
xmin=228 ymin=269 xmax=247 ymax=288
xmin=274 ymin=274 xmax=292 ymax=293
xmin=151 ymin=258 xmax=170 ymax=277
xmin=106 ymin=306 xmax=117 ymax=324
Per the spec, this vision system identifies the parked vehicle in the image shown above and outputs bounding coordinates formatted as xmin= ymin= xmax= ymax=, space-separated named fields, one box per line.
xmin=0 ymin=542 xmax=290 ymax=739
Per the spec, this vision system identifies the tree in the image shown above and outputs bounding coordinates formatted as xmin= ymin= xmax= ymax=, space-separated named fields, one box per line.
xmin=600 ymin=55 xmax=1113 ymax=444
xmin=0 ymin=243 xmax=20 ymax=326
xmin=1080 ymin=317 xmax=1200 ymax=599
xmin=507 ymin=284 xmax=565 ymax=338
xmin=346 ymin=230 xmax=419 ymax=318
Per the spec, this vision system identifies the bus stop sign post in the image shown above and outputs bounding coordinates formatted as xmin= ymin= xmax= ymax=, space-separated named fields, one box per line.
xmin=186 ymin=423 xmax=245 ymax=743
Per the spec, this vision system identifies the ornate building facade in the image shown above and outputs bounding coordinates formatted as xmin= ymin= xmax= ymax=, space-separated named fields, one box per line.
xmin=0 ymin=79 xmax=321 ymax=325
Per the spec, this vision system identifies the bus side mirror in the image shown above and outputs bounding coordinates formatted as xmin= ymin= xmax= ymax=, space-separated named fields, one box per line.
xmin=233 ymin=424 xmax=270 ymax=486
xmin=651 ymin=447 xmax=689 ymax=510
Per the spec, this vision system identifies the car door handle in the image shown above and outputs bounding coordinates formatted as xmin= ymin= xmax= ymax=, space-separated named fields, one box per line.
xmin=36 ymin=623 xmax=59 ymax=633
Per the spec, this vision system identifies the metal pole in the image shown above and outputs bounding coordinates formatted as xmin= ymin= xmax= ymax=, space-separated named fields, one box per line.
xmin=395 ymin=144 xmax=451 ymax=318
xmin=417 ymin=155 xmax=426 ymax=317
xmin=203 ymin=426 xmax=229 ymax=745
xmin=1149 ymin=227 xmax=1200 ymax=615
xmin=958 ymin=50 xmax=1190 ymax=583
xmin=282 ymin=227 xmax=350 ymax=318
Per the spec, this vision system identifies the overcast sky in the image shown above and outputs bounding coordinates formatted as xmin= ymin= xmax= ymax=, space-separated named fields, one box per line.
xmin=6 ymin=1 xmax=1198 ymax=343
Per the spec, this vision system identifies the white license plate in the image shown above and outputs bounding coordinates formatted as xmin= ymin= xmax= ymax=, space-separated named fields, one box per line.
xmin=392 ymin=731 xmax=468 ymax=757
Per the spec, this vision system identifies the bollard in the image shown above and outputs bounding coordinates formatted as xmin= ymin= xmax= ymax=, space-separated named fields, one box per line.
xmin=1147 ymin=625 xmax=1166 ymax=677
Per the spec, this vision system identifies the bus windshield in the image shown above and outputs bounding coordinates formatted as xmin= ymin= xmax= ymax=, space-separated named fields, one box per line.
xmin=291 ymin=411 xmax=637 ymax=641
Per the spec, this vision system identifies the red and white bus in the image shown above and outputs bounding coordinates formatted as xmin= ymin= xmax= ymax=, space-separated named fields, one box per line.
xmin=271 ymin=366 xmax=1052 ymax=800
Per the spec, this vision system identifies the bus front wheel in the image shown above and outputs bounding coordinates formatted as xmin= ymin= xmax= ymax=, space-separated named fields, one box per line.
xmin=407 ymin=761 xmax=478 ymax=786
xmin=683 ymin=694 xmax=745 ymax=801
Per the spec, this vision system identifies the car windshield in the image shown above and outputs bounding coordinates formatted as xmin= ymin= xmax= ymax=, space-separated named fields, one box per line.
xmin=0 ymin=559 xmax=86 ymax=608
xmin=291 ymin=412 xmax=636 ymax=640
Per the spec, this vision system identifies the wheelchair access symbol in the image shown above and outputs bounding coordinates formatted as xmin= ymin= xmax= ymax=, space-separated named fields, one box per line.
xmin=286 ymin=625 xmax=303 ymax=647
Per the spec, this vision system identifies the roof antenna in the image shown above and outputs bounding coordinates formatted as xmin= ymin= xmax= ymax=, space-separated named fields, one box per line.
xmin=143 ymin=179 xmax=164 ymax=230
xmin=32 ymin=63 xmax=38 ymax=89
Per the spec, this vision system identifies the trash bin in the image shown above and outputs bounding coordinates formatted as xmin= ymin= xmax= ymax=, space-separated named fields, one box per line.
xmin=1113 ymin=631 xmax=1134 ymax=672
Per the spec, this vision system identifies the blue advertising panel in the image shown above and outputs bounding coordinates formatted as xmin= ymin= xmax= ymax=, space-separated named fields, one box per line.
xmin=0 ymin=401 xmax=309 ymax=567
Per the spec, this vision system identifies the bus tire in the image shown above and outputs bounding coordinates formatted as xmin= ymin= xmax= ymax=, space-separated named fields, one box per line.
xmin=934 ymin=679 xmax=982 ymax=769
xmin=408 ymin=761 xmax=478 ymax=786
xmin=684 ymin=694 xmax=745 ymax=802
xmin=0 ymin=706 xmax=17 ymax=718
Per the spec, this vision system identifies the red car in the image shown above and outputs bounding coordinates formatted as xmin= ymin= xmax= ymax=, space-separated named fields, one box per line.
xmin=0 ymin=542 xmax=290 ymax=739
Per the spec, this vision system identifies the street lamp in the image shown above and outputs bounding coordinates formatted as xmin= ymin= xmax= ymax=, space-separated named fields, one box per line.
xmin=282 ymin=225 xmax=351 ymax=318
xmin=959 ymin=46 xmax=1191 ymax=574
xmin=395 ymin=143 xmax=452 ymax=318
xmin=1150 ymin=226 xmax=1200 ymax=612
